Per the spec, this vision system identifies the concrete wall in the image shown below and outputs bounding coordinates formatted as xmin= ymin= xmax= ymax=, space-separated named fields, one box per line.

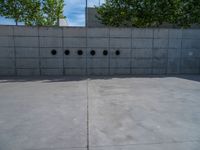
xmin=0 ymin=25 xmax=199 ymax=76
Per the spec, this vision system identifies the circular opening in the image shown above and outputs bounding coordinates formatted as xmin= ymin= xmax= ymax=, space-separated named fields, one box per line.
xmin=51 ymin=49 xmax=57 ymax=55
xmin=115 ymin=50 xmax=120 ymax=56
xmin=90 ymin=50 xmax=96 ymax=56
xmin=103 ymin=50 xmax=108 ymax=56
xmin=65 ymin=50 xmax=70 ymax=55
xmin=77 ymin=50 xmax=83 ymax=55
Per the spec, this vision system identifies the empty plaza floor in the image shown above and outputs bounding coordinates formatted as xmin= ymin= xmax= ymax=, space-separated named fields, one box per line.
xmin=0 ymin=75 xmax=200 ymax=150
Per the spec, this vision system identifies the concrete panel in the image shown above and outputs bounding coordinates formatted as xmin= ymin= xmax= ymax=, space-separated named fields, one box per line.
xmin=152 ymin=68 xmax=166 ymax=74
xmin=63 ymin=27 xmax=86 ymax=37
xmin=87 ymin=28 xmax=109 ymax=37
xmin=132 ymin=29 xmax=153 ymax=38
xmin=40 ymin=48 xmax=63 ymax=58
xmin=153 ymin=39 xmax=168 ymax=48
xmin=40 ymin=37 xmax=62 ymax=47
xmin=110 ymin=68 xmax=130 ymax=75
xmin=169 ymin=39 xmax=182 ymax=49
xmin=14 ymin=26 xmax=38 ymax=36
xmin=110 ymin=28 xmax=131 ymax=38
xmin=15 ymin=37 xmax=38 ymax=47
xmin=87 ymin=58 xmax=109 ymax=68
xmin=64 ymin=58 xmax=86 ymax=68
xmin=180 ymin=68 xmax=199 ymax=74
xmin=0 ymin=69 xmax=15 ymax=75
xmin=16 ymin=59 xmax=39 ymax=68
xmin=0 ymin=47 xmax=14 ymax=57
xmin=182 ymin=49 xmax=199 ymax=58
xmin=132 ymin=49 xmax=152 ymax=58
xmin=154 ymin=29 xmax=169 ymax=39
xmin=181 ymin=58 xmax=199 ymax=69
xmin=110 ymin=58 xmax=131 ymax=68
xmin=153 ymin=58 xmax=167 ymax=68
xmin=132 ymin=68 xmax=152 ymax=75
xmin=182 ymin=29 xmax=200 ymax=39
xmin=169 ymin=29 xmax=182 ymax=39
xmin=16 ymin=47 xmax=39 ymax=58
xmin=167 ymin=58 xmax=180 ymax=74
xmin=39 ymin=27 xmax=62 ymax=37
xmin=87 ymin=38 xmax=109 ymax=48
xmin=41 ymin=59 xmax=63 ymax=68
xmin=0 ymin=37 xmax=14 ymax=47
xmin=132 ymin=58 xmax=152 ymax=68
xmin=87 ymin=68 xmax=109 ymax=75
xmin=63 ymin=48 xmax=87 ymax=57
xmin=153 ymin=48 xmax=168 ymax=58
xmin=132 ymin=39 xmax=153 ymax=49
xmin=0 ymin=59 xmax=15 ymax=68
xmin=182 ymin=39 xmax=200 ymax=49
xmin=64 ymin=38 xmax=86 ymax=47
xmin=65 ymin=68 xmax=86 ymax=75
xmin=168 ymin=49 xmax=181 ymax=58
xmin=0 ymin=26 xmax=13 ymax=36
xmin=110 ymin=38 xmax=131 ymax=48
xmin=17 ymin=69 xmax=40 ymax=76
xmin=110 ymin=49 xmax=131 ymax=58
xmin=41 ymin=69 xmax=63 ymax=75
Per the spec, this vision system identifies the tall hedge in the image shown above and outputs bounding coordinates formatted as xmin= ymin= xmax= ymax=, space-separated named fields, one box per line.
xmin=96 ymin=0 xmax=200 ymax=28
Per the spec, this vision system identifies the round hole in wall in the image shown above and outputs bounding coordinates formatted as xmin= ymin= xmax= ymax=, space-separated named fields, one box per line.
xmin=65 ymin=49 xmax=70 ymax=55
xmin=90 ymin=50 xmax=96 ymax=56
xmin=77 ymin=50 xmax=83 ymax=55
xmin=51 ymin=49 xmax=57 ymax=55
xmin=115 ymin=50 xmax=120 ymax=56
xmin=103 ymin=50 xmax=108 ymax=56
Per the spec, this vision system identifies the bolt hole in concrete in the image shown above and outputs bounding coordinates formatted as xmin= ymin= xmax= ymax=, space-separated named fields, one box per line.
xmin=51 ymin=49 xmax=57 ymax=55
xmin=65 ymin=49 xmax=70 ymax=55
xmin=77 ymin=50 xmax=83 ymax=55
xmin=90 ymin=50 xmax=96 ymax=56
xmin=115 ymin=50 xmax=120 ymax=56
xmin=103 ymin=50 xmax=108 ymax=56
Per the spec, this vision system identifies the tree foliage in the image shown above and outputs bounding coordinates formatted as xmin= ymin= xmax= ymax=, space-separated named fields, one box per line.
xmin=96 ymin=0 xmax=200 ymax=28
xmin=0 ymin=0 xmax=66 ymax=26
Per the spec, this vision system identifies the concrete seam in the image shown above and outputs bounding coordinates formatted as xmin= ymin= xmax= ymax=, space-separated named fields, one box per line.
xmin=130 ymin=28 xmax=133 ymax=74
xmin=151 ymin=29 xmax=154 ymax=75
xmin=62 ymin=28 xmax=65 ymax=75
xmin=12 ymin=26 xmax=17 ymax=75
xmin=86 ymin=28 xmax=88 ymax=75
xmin=166 ymin=29 xmax=169 ymax=74
xmin=38 ymin=27 xmax=42 ymax=75
xmin=180 ymin=29 xmax=183 ymax=74
xmin=108 ymin=27 xmax=111 ymax=75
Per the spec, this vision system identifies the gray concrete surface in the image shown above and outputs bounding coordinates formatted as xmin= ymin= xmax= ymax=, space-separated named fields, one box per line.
xmin=0 ymin=75 xmax=200 ymax=150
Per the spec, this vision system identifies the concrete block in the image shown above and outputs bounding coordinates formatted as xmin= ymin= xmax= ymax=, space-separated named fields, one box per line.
xmin=167 ymin=58 xmax=180 ymax=74
xmin=16 ymin=47 xmax=39 ymax=58
xmin=87 ymin=58 xmax=109 ymax=68
xmin=132 ymin=29 xmax=153 ymax=38
xmin=0 ymin=59 xmax=15 ymax=68
xmin=0 ymin=47 xmax=14 ymax=57
xmin=110 ymin=68 xmax=130 ymax=75
xmin=40 ymin=37 xmax=62 ymax=47
xmin=0 ymin=69 xmax=15 ymax=76
xmin=63 ymin=48 xmax=86 ymax=57
xmin=63 ymin=27 xmax=86 ymax=37
xmin=182 ymin=29 xmax=200 ymax=39
xmin=110 ymin=48 xmax=131 ymax=58
xmin=169 ymin=39 xmax=182 ymax=49
xmin=169 ymin=29 xmax=182 ymax=39
xmin=40 ymin=48 xmax=63 ymax=58
xmin=152 ymin=68 xmax=166 ymax=75
xmin=17 ymin=69 xmax=40 ymax=76
xmin=110 ymin=38 xmax=131 ymax=48
xmin=0 ymin=37 xmax=14 ymax=47
xmin=168 ymin=49 xmax=181 ymax=58
xmin=39 ymin=27 xmax=62 ymax=37
xmin=87 ymin=68 xmax=109 ymax=75
xmin=154 ymin=29 xmax=169 ymax=39
xmin=87 ymin=28 xmax=109 ymax=37
xmin=87 ymin=48 xmax=109 ymax=58
xmin=182 ymin=39 xmax=200 ymax=49
xmin=65 ymin=68 xmax=86 ymax=75
xmin=64 ymin=38 xmax=86 ymax=47
xmin=87 ymin=38 xmax=109 ymax=48
xmin=132 ymin=58 xmax=152 ymax=68
xmin=41 ymin=59 xmax=63 ymax=68
xmin=41 ymin=69 xmax=63 ymax=75
xmin=153 ymin=58 xmax=167 ymax=68
xmin=132 ymin=49 xmax=152 ymax=58
xmin=64 ymin=58 xmax=86 ymax=68
xmin=132 ymin=39 xmax=153 ymax=49
xmin=131 ymin=68 xmax=152 ymax=75
xmin=110 ymin=58 xmax=131 ymax=68
xmin=182 ymin=49 xmax=199 ymax=58
xmin=153 ymin=48 xmax=167 ymax=58
xmin=181 ymin=58 xmax=199 ymax=69
xmin=15 ymin=37 xmax=38 ymax=47
xmin=14 ymin=26 xmax=38 ymax=36
xmin=110 ymin=28 xmax=131 ymax=37
xmin=153 ymin=39 xmax=168 ymax=48
xmin=0 ymin=26 xmax=13 ymax=36
xmin=16 ymin=59 xmax=39 ymax=68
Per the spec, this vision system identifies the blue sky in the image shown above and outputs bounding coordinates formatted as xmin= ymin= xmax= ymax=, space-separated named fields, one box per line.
xmin=0 ymin=0 xmax=105 ymax=26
